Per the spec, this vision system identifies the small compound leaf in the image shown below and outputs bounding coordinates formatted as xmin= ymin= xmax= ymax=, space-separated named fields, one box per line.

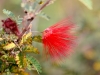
xmin=26 ymin=55 xmax=42 ymax=74
xmin=3 ymin=9 xmax=15 ymax=18
xmin=38 ymin=12 xmax=50 ymax=20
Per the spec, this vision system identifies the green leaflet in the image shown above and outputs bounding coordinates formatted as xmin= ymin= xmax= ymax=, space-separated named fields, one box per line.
xmin=32 ymin=35 xmax=42 ymax=43
xmin=3 ymin=9 xmax=15 ymax=18
xmin=32 ymin=2 xmax=38 ymax=11
xmin=21 ymin=0 xmax=43 ymax=12
xmin=79 ymin=0 xmax=93 ymax=10
xmin=24 ymin=45 xmax=39 ymax=54
xmin=3 ymin=9 xmax=23 ymax=25
xmin=26 ymin=55 xmax=42 ymax=74
xmin=16 ymin=16 xmax=23 ymax=25
xmin=19 ymin=52 xmax=24 ymax=68
xmin=38 ymin=12 xmax=50 ymax=20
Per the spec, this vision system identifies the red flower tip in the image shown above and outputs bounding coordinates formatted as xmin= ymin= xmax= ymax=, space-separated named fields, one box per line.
xmin=42 ymin=19 xmax=76 ymax=61
xmin=1 ymin=18 xmax=20 ymax=36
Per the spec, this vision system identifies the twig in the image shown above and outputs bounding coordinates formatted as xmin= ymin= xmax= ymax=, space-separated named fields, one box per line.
xmin=36 ymin=0 xmax=51 ymax=13
xmin=18 ymin=20 xmax=33 ymax=41
xmin=17 ymin=0 xmax=51 ymax=41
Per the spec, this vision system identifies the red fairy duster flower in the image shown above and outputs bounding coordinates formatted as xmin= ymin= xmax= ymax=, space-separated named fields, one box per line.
xmin=1 ymin=18 xmax=20 ymax=36
xmin=42 ymin=19 xmax=76 ymax=60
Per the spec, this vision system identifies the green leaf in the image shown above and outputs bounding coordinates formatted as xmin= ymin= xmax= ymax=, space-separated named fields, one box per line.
xmin=0 ymin=59 xmax=6 ymax=72
xmin=19 ymin=52 xmax=24 ymax=68
xmin=3 ymin=9 xmax=15 ymax=18
xmin=3 ymin=9 xmax=23 ymax=25
xmin=38 ymin=12 xmax=50 ymax=20
xmin=3 ymin=42 xmax=16 ymax=50
xmin=24 ymin=45 xmax=39 ymax=54
xmin=20 ymin=32 xmax=32 ymax=45
xmin=79 ymin=0 xmax=93 ymax=10
xmin=33 ymin=2 xmax=38 ymax=11
xmin=26 ymin=55 xmax=42 ymax=74
xmin=32 ymin=35 xmax=42 ymax=43
xmin=16 ymin=16 xmax=23 ymax=25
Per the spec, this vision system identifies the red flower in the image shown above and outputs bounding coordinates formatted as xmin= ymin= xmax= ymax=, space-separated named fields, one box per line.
xmin=2 ymin=18 xmax=20 ymax=36
xmin=42 ymin=19 xmax=76 ymax=61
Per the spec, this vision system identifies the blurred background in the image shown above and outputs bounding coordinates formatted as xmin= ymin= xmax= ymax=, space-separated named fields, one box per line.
xmin=0 ymin=0 xmax=100 ymax=75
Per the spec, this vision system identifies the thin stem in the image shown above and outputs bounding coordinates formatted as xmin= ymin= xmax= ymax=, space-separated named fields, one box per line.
xmin=36 ymin=0 xmax=51 ymax=13
xmin=18 ymin=0 xmax=51 ymax=41
xmin=18 ymin=20 xmax=34 ymax=41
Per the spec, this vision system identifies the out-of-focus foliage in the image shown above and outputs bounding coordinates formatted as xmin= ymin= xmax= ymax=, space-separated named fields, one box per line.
xmin=79 ymin=0 xmax=93 ymax=10
xmin=0 ymin=0 xmax=100 ymax=75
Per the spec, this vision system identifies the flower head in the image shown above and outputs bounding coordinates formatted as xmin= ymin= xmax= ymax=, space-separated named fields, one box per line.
xmin=2 ymin=18 xmax=20 ymax=36
xmin=42 ymin=19 xmax=76 ymax=61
